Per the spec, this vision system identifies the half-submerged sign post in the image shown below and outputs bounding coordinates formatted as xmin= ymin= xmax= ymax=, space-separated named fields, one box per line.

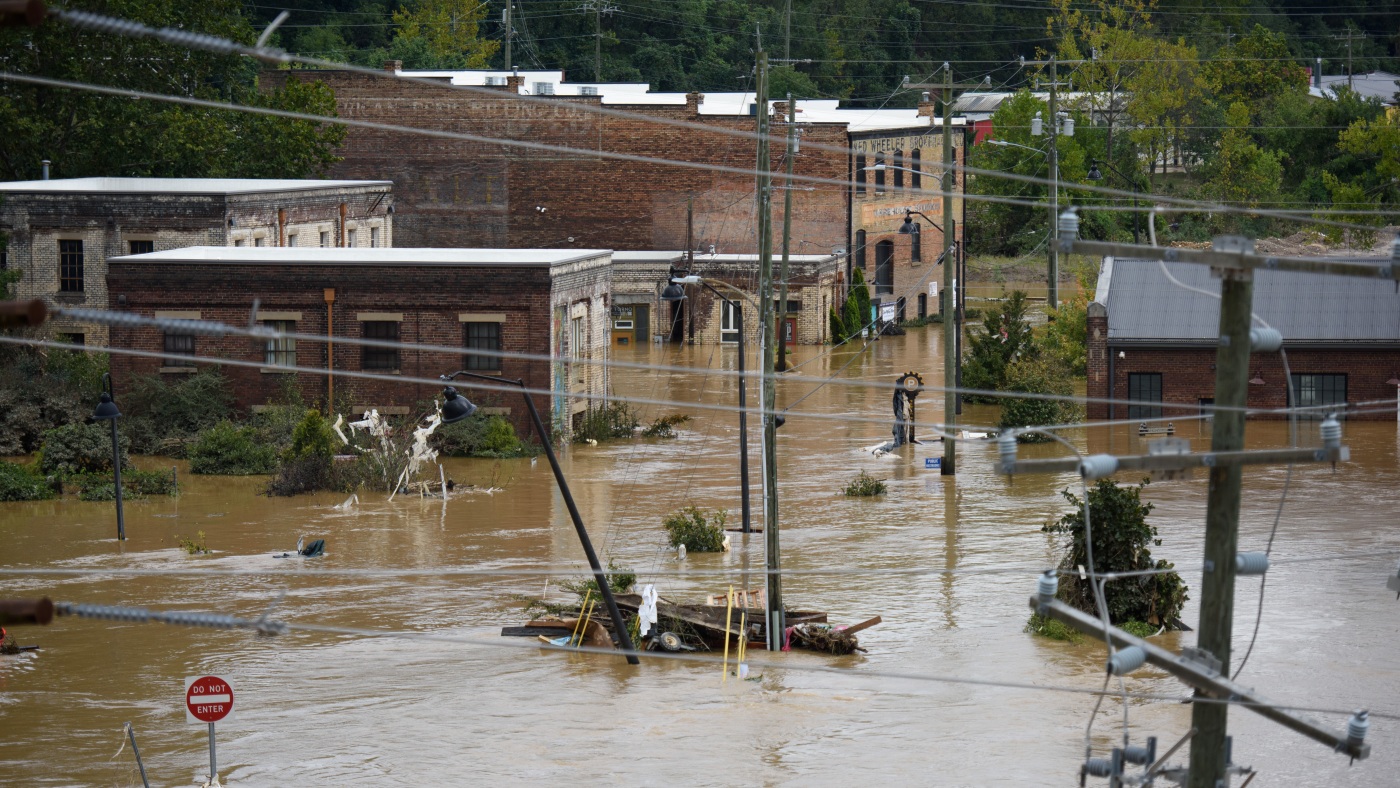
xmin=186 ymin=675 xmax=234 ymax=785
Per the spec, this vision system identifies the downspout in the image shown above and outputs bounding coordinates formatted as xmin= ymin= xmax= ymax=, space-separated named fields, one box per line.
xmin=338 ymin=203 xmax=347 ymax=247
xmin=324 ymin=288 xmax=336 ymax=413
xmin=278 ymin=208 xmax=287 ymax=247
xmin=1107 ymin=343 xmax=1115 ymax=421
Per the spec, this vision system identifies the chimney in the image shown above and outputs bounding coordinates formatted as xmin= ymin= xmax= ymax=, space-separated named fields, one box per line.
xmin=685 ymin=91 xmax=704 ymax=115
xmin=506 ymin=74 xmax=525 ymax=93
xmin=773 ymin=100 xmax=789 ymax=119
xmin=917 ymin=91 xmax=935 ymax=118
xmin=1315 ymin=57 xmax=1322 ymax=88
xmin=41 ymin=159 xmax=50 ymax=180
xmin=383 ymin=60 xmax=402 ymax=73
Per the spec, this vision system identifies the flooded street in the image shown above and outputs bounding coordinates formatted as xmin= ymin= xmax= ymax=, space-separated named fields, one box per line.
xmin=2 ymin=324 xmax=1398 ymax=786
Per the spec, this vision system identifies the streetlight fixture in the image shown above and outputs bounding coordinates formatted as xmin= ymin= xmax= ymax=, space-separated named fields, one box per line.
xmin=1087 ymin=158 xmax=1145 ymax=244
xmin=91 ymin=373 xmax=125 ymax=541
xmin=662 ymin=272 xmax=754 ymax=533
xmin=900 ymin=209 xmax=959 ymax=475
xmin=436 ymin=371 xmax=639 ymax=665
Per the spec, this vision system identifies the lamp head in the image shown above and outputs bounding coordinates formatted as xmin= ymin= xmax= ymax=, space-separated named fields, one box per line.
xmin=1087 ymin=161 xmax=1103 ymax=181
xmin=92 ymin=391 xmax=121 ymax=421
xmin=898 ymin=213 xmax=917 ymax=234
xmin=660 ymin=281 xmax=687 ymax=301
xmin=439 ymin=387 xmax=478 ymax=424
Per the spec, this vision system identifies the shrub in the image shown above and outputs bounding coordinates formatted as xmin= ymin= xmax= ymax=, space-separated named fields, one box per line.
xmin=574 ymin=402 xmax=639 ymax=443
xmin=73 ymin=468 xmax=178 ymax=500
xmin=1025 ymin=613 xmax=1083 ymax=643
xmin=843 ymin=470 xmax=887 ymax=497
xmin=433 ymin=413 xmax=530 ymax=457
xmin=662 ymin=506 xmax=727 ymax=552
xmin=0 ymin=461 xmax=55 ymax=501
xmin=829 ymin=306 xmax=847 ymax=345
xmin=189 ymin=421 xmax=279 ymax=475
xmin=962 ymin=290 xmax=1036 ymax=401
xmin=0 ymin=344 xmax=105 ymax=455
xmin=641 ymin=414 xmax=690 ymax=438
xmin=120 ymin=370 xmax=234 ymax=456
xmin=560 ymin=560 xmax=637 ymax=601
xmin=38 ymin=422 xmax=129 ymax=476
xmin=998 ymin=357 xmax=1081 ymax=442
xmin=177 ymin=531 xmax=209 ymax=555
xmin=1044 ymin=479 xmax=1189 ymax=629
xmin=265 ymin=410 xmax=352 ymax=496
xmin=286 ymin=409 xmax=337 ymax=463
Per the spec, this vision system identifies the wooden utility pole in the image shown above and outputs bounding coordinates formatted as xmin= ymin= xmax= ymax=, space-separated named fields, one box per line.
xmin=755 ymin=48 xmax=784 ymax=650
xmin=503 ymin=3 xmax=512 ymax=71
xmin=1188 ymin=258 xmax=1254 ymax=788
xmin=777 ymin=93 xmax=795 ymax=372
xmin=1017 ymin=56 xmax=1079 ymax=308
xmin=1334 ymin=28 xmax=1362 ymax=88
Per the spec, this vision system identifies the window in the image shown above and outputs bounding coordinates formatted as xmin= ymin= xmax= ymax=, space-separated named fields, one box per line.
xmin=720 ymin=300 xmax=740 ymax=344
xmin=918 ymin=293 xmax=927 ymax=319
xmin=854 ymin=230 xmax=866 ymax=270
xmin=1290 ymin=373 xmax=1347 ymax=416
xmin=897 ymin=297 xmax=906 ymax=323
xmin=1128 ymin=373 xmax=1163 ymax=420
xmin=910 ymin=223 xmax=922 ymax=262
xmin=570 ymin=316 xmax=586 ymax=386
xmin=264 ymin=320 xmax=296 ymax=367
xmin=287 ymin=233 xmax=299 ymax=248
xmin=164 ymin=332 xmax=195 ymax=358
xmin=874 ymin=154 xmax=886 ymax=193
xmin=771 ymin=299 xmax=800 ymax=314
xmin=370 ymin=227 xmax=380 ymax=248
xmin=58 ymin=332 xmax=84 ymax=347
xmin=911 ymin=149 xmax=922 ymax=189
xmin=234 ymin=239 xmax=245 ymax=247
xmin=347 ymin=229 xmax=357 ymax=247
xmin=319 ymin=231 xmax=331 ymax=248
xmin=463 ymin=321 xmax=502 ymax=371
xmin=1 ymin=247 xmax=7 ymax=270
xmin=855 ymin=155 xmax=867 ymax=195
xmin=874 ymin=240 xmax=894 ymax=295
xmin=254 ymin=236 xmax=265 ymax=247
xmin=893 ymin=150 xmax=904 ymax=189
xmin=361 ymin=321 xmax=400 ymax=370
xmin=128 ymin=240 xmax=154 ymax=255
xmin=58 ymin=239 xmax=83 ymax=292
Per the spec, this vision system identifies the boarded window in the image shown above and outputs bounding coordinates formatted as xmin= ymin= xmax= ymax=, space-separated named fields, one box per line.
xmin=464 ymin=322 xmax=502 ymax=371
xmin=910 ymin=223 xmax=921 ymax=262
xmin=855 ymin=230 xmax=867 ymax=270
xmin=874 ymin=154 xmax=886 ymax=192
xmin=59 ymin=239 xmax=83 ymax=292
xmin=874 ymin=240 xmax=894 ymax=295
xmin=893 ymin=150 xmax=904 ymax=189
xmin=361 ymin=321 xmax=400 ymax=370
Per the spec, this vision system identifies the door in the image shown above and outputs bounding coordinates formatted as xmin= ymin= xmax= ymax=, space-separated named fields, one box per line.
xmin=720 ymin=300 xmax=741 ymax=344
xmin=875 ymin=240 xmax=895 ymax=295
xmin=633 ymin=304 xmax=649 ymax=343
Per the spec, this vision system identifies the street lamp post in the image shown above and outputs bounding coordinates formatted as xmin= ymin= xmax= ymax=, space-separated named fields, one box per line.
xmin=661 ymin=273 xmax=754 ymax=533
xmin=899 ymin=209 xmax=959 ymax=475
xmin=437 ymin=372 xmax=640 ymax=665
xmin=91 ymin=373 xmax=125 ymax=541
xmin=1087 ymin=159 xmax=1143 ymax=244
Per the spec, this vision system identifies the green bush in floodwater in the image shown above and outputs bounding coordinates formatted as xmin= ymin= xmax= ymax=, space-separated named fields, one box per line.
xmin=662 ymin=506 xmax=727 ymax=552
xmin=189 ymin=421 xmax=278 ymax=475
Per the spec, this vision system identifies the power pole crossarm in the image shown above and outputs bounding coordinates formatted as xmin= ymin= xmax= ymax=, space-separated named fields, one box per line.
xmin=1030 ymin=596 xmax=1370 ymax=761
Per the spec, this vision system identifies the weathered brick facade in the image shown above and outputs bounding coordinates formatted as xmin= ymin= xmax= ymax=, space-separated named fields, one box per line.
xmin=261 ymin=70 xmax=850 ymax=256
xmin=106 ymin=248 xmax=611 ymax=441
xmin=0 ymin=179 xmax=393 ymax=344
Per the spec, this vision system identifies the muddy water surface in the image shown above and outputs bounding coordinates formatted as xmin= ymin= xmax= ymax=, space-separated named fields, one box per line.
xmin=2 ymin=326 xmax=1398 ymax=786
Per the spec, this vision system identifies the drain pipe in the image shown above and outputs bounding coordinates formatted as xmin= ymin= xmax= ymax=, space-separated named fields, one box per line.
xmin=278 ymin=208 xmax=287 ymax=247
xmin=324 ymin=288 xmax=336 ymax=412
xmin=338 ymin=203 xmax=347 ymax=247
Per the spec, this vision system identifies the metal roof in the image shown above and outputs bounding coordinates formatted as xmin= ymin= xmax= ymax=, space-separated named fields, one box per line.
xmin=1101 ymin=257 xmax=1400 ymax=344
xmin=110 ymin=247 xmax=610 ymax=267
xmin=1310 ymin=72 xmax=1399 ymax=105
xmin=0 ymin=177 xmax=391 ymax=195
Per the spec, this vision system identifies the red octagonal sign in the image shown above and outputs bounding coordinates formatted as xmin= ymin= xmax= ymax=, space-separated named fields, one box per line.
xmin=185 ymin=675 xmax=234 ymax=724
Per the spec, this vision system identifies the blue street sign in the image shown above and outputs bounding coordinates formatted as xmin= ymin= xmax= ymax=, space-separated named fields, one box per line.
xmin=925 ymin=457 xmax=941 ymax=469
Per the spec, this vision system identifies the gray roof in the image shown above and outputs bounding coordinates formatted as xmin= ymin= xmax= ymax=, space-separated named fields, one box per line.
xmin=1311 ymin=72 xmax=1399 ymax=105
xmin=110 ymin=246 xmax=609 ymax=267
xmin=0 ymin=177 xmax=392 ymax=195
xmin=1100 ymin=257 xmax=1400 ymax=345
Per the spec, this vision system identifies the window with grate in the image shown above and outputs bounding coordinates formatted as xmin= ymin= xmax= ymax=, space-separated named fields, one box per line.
xmin=1127 ymin=373 xmax=1163 ymax=420
xmin=463 ymin=322 xmax=502 ymax=371
xmin=361 ymin=321 xmax=400 ymax=370
xmin=164 ymin=332 xmax=195 ymax=358
xmin=911 ymin=149 xmax=922 ymax=189
xmin=58 ymin=239 xmax=84 ymax=292
xmin=264 ymin=320 xmax=296 ymax=367
xmin=128 ymin=240 xmax=154 ymax=255
xmin=1289 ymin=373 xmax=1346 ymax=417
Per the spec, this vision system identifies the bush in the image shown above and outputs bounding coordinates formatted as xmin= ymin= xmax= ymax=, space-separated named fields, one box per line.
xmin=662 ymin=506 xmax=727 ymax=552
xmin=574 ymin=402 xmax=639 ymax=443
xmin=72 ymin=467 xmax=178 ymax=500
xmin=286 ymin=409 xmax=337 ymax=463
xmin=843 ymin=470 xmax=887 ymax=497
xmin=249 ymin=403 xmax=309 ymax=455
xmin=1025 ymin=613 xmax=1083 ymax=643
xmin=561 ymin=560 xmax=637 ymax=601
xmin=38 ymin=422 xmax=129 ymax=476
xmin=0 ymin=461 xmax=55 ymax=501
xmin=0 ymin=347 xmax=104 ymax=455
xmin=641 ymin=414 xmax=690 ymax=438
xmin=264 ymin=410 xmax=354 ymax=496
xmin=433 ymin=413 xmax=531 ymax=457
xmin=963 ymin=290 xmax=1037 ymax=401
xmin=120 ymin=370 xmax=234 ymax=456
xmin=188 ymin=421 xmax=279 ymax=475
xmin=998 ymin=357 xmax=1081 ymax=442
xmin=1044 ymin=479 xmax=1189 ymax=629
xmin=177 ymin=531 xmax=209 ymax=555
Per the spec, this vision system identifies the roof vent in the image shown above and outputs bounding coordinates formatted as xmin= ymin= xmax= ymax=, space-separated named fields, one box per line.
xmin=533 ymin=82 xmax=555 ymax=95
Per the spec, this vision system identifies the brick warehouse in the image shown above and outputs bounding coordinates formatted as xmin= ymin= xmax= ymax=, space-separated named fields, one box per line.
xmin=107 ymin=247 xmax=613 ymax=441
xmin=1087 ymin=258 xmax=1400 ymax=421
xmin=259 ymin=68 xmax=855 ymax=255
xmin=0 ymin=177 xmax=393 ymax=345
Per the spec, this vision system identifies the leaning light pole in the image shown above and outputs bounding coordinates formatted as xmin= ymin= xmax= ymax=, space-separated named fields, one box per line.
xmin=91 ymin=373 xmax=125 ymax=540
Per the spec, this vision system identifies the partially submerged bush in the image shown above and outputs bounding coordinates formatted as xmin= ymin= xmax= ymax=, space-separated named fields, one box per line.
xmin=999 ymin=357 xmax=1081 ymax=442
xmin=574 ymin=402 xmax=640 ymax=443
xmin=0 ymin=461 xmax=55 ymax=502
xmin=177 ymin=531 xmax=209 ymax=555
xmin=38 ymin=422 xmax=129 ymax=476
xmin=1025 ymin=613 xmax=1083 ymax=643
xmin=843 ymin=470 xmax=887 ymax=497
xmin=120 ymin=370 xmax=234 ymax=456
xmin=433 ymin=413 xmax=531 ymax=457
xmin=561 ymin=560 xmax=637 ymax=601
xmin=265 ymin=410 xmax=349 ymax=496
xmin=72 ymin=468 xmax=178 ymax=500
xmin=641 ymin=414 xmax=691 ymax=438
xmin=189 ymin=421 xmax=278 ymax=475
xmin=662 ymin=506 xmax=727 ymax=552
xmin=0 ymin=344 xmax=105 ymax=455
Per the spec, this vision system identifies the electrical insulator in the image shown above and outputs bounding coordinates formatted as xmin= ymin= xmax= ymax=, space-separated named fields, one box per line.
xmin=1348 ymin=710 xmax=1369 ymax=749
xmin=1082 ymin=750 xmax=1122 ymax=780
xmin=1061 ymin=115 xmax=1075 ymax=137
xmin=1122 ymin=737 xmax=1156 ymax=766
xmin=1038 ymin=569 xmax=1059 ymax=602
xmin=998 ymin=431 xmax=1019 ymax=471
xmin=1249 ymin=327 xmax=1283 ymax=352
xmin=1031 ymin=111 xmax=1043 ymax=137
xmin=1320 ymin=414 xmax=1342 ymax=450
xmin=1058 ymin=209 xmax=1080 ymax=242
xmin=1079 ymin=453 xmax=1117 ymax=480
xmin=1107 ymin=645 xmax=1147 ymax=676
xmin=1235 ymin=551 xmax=1269 ymax=575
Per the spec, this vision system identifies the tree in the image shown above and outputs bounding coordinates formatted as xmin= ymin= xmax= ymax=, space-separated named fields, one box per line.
xmin=998 ymin=356 xmax=1078 ymax=441
xmin=1047 ymin=0 xmax=1155 ymax=160
xmin=392 ymin=0 xmax=500 ymax=69
xmin=1203 ymin=102 xmax=1284 ymax=229
xmin=0 ymin=0 xmax=345 ymax=181
xmin=963 ymin=290 xmax=1036 ymax=400
xmin=1201 ymin=25 xmax=1308 ymax=119
xmin=1125 ymin=37 xmax=1203 ymax=179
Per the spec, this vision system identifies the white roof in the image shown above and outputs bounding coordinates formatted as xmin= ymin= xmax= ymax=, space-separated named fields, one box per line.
xmin=1310 ymin=72 xmax=1399 ymax=105
xmin=0 ymin=177 xmax=391 ymax=195
xmin=612 ymin=251 xmax=686 ymax=263
xmin=110 ymin=246 xmax=610 ymax=267
xmin=693 ymin=252 xmax=839 ymax=263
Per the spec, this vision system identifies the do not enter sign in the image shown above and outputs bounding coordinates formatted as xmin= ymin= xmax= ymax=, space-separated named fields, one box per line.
xmin=185 ymin=675 xmax=235 ymax=724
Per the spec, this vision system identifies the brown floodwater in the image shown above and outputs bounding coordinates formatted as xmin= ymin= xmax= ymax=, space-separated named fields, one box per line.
xmin=2 ymin=325 xmax=1398 ymax=786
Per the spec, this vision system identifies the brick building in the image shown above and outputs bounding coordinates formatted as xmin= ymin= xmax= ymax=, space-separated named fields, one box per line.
xmin=107 ymin=247 xmax=612 ymax=440
xmin=260 ymin=68 xmax=857 ymax=255
xmin=848 ymin=118 xmax=969 ymax=325
xmin=1086 ymin=258 xmax=1400 ymax=421
xmin=0 ymin=178 xmax=393 ymax=344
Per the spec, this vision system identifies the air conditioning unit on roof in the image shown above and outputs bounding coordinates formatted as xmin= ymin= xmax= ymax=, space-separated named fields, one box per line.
xmin=485 ymin=76 xmax=507 ymax=86
xmin=534 ymin=82 xmax=555 ymax=95
xmin=580 ymin=86 xmax=599 ymax=96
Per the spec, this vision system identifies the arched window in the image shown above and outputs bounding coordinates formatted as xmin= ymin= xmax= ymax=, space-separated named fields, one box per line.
xmin=893 ymin=150 xmax=904 ymax=189
xmin=855 ymin=155 xmax=867 ymax=195
xmin=874 ymin=154 xmax=886 ymax=193
xmin=875 ymin=240 xmax=895 ymax=295
xmin=911 ymin=150 xmax=922 ymax=190
xmin=855 ymin=230 xmax=866 ymax=270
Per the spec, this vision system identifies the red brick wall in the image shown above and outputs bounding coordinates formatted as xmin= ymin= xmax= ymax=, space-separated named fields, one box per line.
xmin=262 ymin=71 xmax=849 ymax=255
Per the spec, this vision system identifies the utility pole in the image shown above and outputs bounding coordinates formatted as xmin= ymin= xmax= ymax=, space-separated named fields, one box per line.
xmin=1334 ymin=28 xmax=1362 ymax=88
xmin=1018 ymin=56 xmax=1079 ymax=309
xmin=686 ymin=195 xmax=695 ymax=343
xmin=777 ymin=93 xmax=795 ymax=373
xmin=579 ymin=1 xmax=615 ymax=82
xmin=755 ymin=47 xmax=784 ymax=651
xmin=503 ymin=3 xmax=512 ymax=71
xmin=783 ymin=0 xmax=791 ymax=61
